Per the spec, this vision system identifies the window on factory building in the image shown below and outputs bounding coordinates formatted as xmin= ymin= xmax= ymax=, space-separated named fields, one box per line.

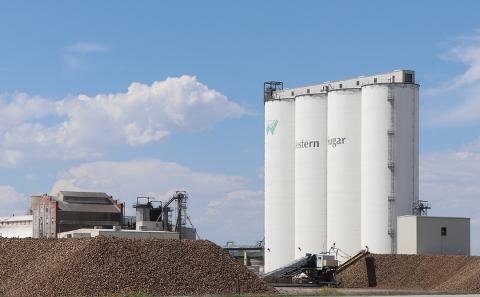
xmin=441 ymin=227 xmax=447 ymax=236
xmin=404 ymin=73 xmax=413 ymax=83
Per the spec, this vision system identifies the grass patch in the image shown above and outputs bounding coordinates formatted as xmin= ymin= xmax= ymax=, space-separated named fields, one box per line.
xmin=105 ymin=288 xmax=342 ymax=297
xmin=218 ymin=288 xmax=341 ymax=297
xmin=106 ymin=290 xmax=150 ymax=297
xmin=312 ymin=287 xmax=342 ymax=296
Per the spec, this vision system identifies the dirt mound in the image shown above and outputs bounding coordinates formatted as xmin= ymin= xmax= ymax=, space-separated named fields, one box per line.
xmin=0 ymin=237 xmax=270 ymax=297
xmin=337 ymin=253 xmax=480 ymax=293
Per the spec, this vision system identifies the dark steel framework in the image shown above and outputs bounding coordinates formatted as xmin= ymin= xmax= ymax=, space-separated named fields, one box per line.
xmin=413 ymin=200 xmax=431 ymax=216
xmin=133 ymin=191 xmax=197 ymax=239
xmin=264 ymin=81 xmax=283 ymax=103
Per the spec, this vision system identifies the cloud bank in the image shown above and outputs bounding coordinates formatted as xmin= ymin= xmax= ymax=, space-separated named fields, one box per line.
xmin=50 ymin=159 xmax=263 ymax=244
xmin=420 ymin=139 xmax=480 ymax=254
xmin=0 ymin=76 xmax=246 ymax=166
xmin=427 ymin=29 xmax=480 ymax=125
xmin=0 ymin=186 xmax=28 ymax=216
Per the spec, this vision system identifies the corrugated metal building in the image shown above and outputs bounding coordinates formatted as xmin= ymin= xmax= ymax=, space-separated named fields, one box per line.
xmin=31 ymin=191 xmax=124 ymax=238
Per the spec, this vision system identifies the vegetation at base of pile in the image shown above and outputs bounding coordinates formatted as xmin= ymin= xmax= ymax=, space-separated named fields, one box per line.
xmin=311 ymin=287 xmax=342 ymax=296
xmin=106 ymin=289 xmax=151 ymax=297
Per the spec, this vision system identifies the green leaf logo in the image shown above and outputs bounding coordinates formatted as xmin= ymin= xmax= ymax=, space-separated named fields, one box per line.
xmin=266 ymin=120 xmax=279 ymax=135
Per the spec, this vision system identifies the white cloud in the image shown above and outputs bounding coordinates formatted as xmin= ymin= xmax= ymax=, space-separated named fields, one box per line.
xmin=50 ymin=159 xmax=249 ymax=199
xmin=420 ymin=139 xmax=480 ymax=254
xmin=0 ymin=76 xmax=246 ymax=165
xmin=0 ymin=93 xmax=56 ymax=128
xmin=201 ymin=190 xmax=264 ymax=244
xmin=427 ymin=30 xmax=480 ymax=125
xmin=0 ymin=186 xmax=28 ymax=216
xmin=49 ymin=159 xmax=263 ymax=244
xmin=63 ymin=42 xmax=110 ymax=70
xmin=0 ymin=149 xmax=22 ymax=167
xmin=448 ymin=45 xmax=480 ymax=87
xmin=65 ymin=42 xmax=110 ymax=54
xmin=428 ymin=85 xmax=480 ymax=125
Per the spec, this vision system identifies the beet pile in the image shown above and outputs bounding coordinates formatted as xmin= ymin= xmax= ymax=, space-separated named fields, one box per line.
xmin=337 ymin=253 xmax=480 ymax=293
xmin=0 ymin=237 xmax=270 ymax=297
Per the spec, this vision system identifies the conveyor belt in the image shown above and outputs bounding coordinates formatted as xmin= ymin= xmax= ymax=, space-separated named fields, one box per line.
xmin=263 ymin=255 xmax=315 ymax=281
xmin=336 ymin=249 xmax=369 ymax=273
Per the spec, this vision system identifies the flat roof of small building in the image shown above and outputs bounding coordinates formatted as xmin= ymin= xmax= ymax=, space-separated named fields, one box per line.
xmin=398 ymin=215 xmax=470 ymax=220
xmin=0 ymin=215 xmax=33 ymax=222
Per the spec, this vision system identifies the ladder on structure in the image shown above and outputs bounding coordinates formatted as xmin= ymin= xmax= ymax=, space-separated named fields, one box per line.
xmin=387 ymin=87 xmax=396 ymax=254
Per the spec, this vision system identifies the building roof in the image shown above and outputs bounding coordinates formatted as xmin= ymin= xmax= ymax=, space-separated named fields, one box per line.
xmin=57 ymin=202 xmax=122 ymax=213
xmin=0 ymin=215 xmax=33 ymax=223
xmin=398 ymin=215 xmax=470 ymax=220
xmin=58 ymin=191 xmax=110 ymax=198
xmin=58 ymin=191 xmax=113 ymax=204
xmin=33 ymin=191 xmax=123 ymax=214
xmin=57 ymin=191 xmax=121 ymax=213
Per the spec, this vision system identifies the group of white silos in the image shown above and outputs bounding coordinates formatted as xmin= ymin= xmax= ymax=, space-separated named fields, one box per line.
xmin=264 ymin=70 xmax=419 ymax=272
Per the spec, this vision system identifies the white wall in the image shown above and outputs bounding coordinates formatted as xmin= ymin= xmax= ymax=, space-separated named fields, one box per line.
xmin=0 ymin=215 xmax=33 ymax=238
xmin=397 ymin=215 xmax=418 ymax=254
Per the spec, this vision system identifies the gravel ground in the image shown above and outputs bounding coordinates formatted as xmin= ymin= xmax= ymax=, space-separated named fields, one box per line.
xmin=337 ymin=253 xmax=480 ymax=294
xmin=0 ymin=237 xmax=271 ymax=297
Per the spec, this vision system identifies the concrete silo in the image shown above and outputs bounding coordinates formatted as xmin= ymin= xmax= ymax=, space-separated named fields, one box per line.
xmin=264 ymin=82 xmax=295 ymax=272
xmin=326 ymin=89 xmax=362 ymax=258
xmin=294 ymin=93 xmax=328 ymax=259
xmin=361 ymin=82 xmax=419 ymax=254
xmin=264 ymin=70 xmax=419 ymax=269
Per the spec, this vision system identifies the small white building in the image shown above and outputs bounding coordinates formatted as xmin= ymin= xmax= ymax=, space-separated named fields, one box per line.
xmin=397 ymin=215 xmax=470 ymax=255
xmin=0 ymin=215 xmax=33 ymax=238
xmin=58 ymin=227 xmax=180 ymax=239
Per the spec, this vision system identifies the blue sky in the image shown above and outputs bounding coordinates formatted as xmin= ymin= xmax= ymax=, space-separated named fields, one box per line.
xmin=1 ymin=1 xmax=480 ymax=251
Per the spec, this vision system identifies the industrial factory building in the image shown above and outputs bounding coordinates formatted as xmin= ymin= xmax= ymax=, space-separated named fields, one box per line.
xmin=264 ymin=70 xmax=470 ymax=272
xmin=26 ymin=190 xmax=197 ymax=240
xmin=31 ymin=191 xmax=124 ymax=238
xmin=42 ymin=190 xmax=196 ymax=240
